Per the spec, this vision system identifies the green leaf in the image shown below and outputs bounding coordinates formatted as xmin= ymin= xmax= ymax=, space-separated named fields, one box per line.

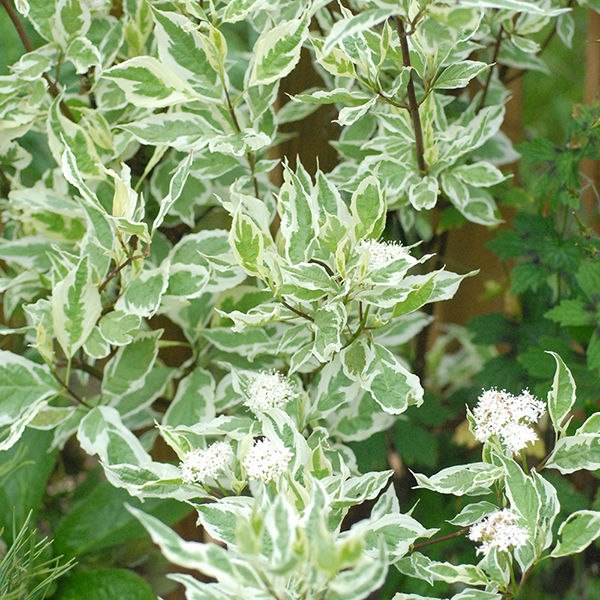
xmin=115 ymin=263 xmax=169 ymax=318
xmin=103 ymin=57 xmax=198 ymax=108
xmin=551 ymin=510 xmax=600 ymax=557
xmin=365 ymin=343 xmax=423 ymax=414
xmin=51 ymin=255 xmax=102 ymax=357
xmin=55 ymin=569 xmax=155 ymax=600
xmin=448 ymin=501 xmax=497 ymax=526
xmin=391 ymin=276 xmax=436 ymax=318
xmin=434 ymin=61 xmax=489 ymax=89
xmin=413 ymin=463 xmax=503 ymax=496
xmin=102 ymin=331 xmax=161 ymax=398
xmin=351 ymin=175 xmax=385 ymax=242
xmin=408 ymin=177 xmax=439 ymax=210
xmin=0 ymin=351 xmax=60 ymax=435
xmin=249 ymin=19 xmax=309 ymax=85
xmin=546 ymin=433 xmax=600 ymax=473
xmin=0 ymin=429 xmax=58 ymax=541
xmin=545 ymin=300 xmax=596 ymax=327
xmin=99 ymin=311 xmax=141 ymax=346
xmin=77 ymin=406 xmax=151 ymax=467
xmin=546 ymin=351 xmax=577 ymax=434
xmin=277 ymin=164 xmax=320 ymax=263
xmin=54 ymin=479 xmax=191 ymax=558
xmin=324 ymin=540 xmax=388 ymax=600
xmin=312 ymin=301 xmax=346 ymax=362
xmin=321 ymin=8 xmax=398 ymax=57
xmin=163 ymin=368 xmax=216 ymax=427
xmin=152 ymin=8 xmax=221 ymax=101
xmin=445 ymin=0 xmax=568 ymax=15
xmin=128 ymin=506 xmax=266 ymax=588
xmin=453 ymin=162 xmax=508 ymax=187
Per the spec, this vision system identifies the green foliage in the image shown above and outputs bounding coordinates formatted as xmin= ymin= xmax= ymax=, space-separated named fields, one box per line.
xmin=0 ymin=513 xmax=75 ymax=600
xmin=0 ymin=0 xmax=598 ymax=599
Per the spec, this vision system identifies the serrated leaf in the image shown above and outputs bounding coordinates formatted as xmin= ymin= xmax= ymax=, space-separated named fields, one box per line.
xmin=545 ymin=300 xmax=595 ymax=327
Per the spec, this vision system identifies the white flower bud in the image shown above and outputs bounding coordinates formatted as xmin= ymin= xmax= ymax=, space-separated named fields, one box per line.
xmin=244 ymin=370 xmax=296 ymax=414
xmin=468 ymin=509 xmax=529 ymax=555
xmin=243 ymin=438 xmax=293 ymax=483
xmin=180 ymin=441 xmax=233 ymax=485
xmin=358 ymin=239 xmax=411 ymax=270
xmin=472 ymin=388 xmax=545 ymax=456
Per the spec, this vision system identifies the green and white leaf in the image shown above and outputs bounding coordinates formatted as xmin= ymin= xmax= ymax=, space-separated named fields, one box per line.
xmin=51 ymin=255 xmax=102 ymax=357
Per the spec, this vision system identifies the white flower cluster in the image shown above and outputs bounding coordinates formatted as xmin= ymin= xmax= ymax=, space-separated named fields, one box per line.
xmin=245 ymin=370 xmax=296 ymax=414
xmin=472 ymin=388 xmax=545 ymax=456
xmin=468 ymin=509 xmax=529 ymax=555
xmin=243 ymin=438 xmax=293 ymax=483
xmin=180 ymin=441 xmax=233 ymax=485
xmin=358 ymin=239 xmax=411 ymax=270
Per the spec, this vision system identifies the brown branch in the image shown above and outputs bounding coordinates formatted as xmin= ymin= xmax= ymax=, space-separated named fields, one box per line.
xmin=395 ymin=17 xmax=426 ymax=174
xmin=0 ymin=0 xmax=33 ymax=52
xmin=477 ymin=25 xmax=504 ymax=112
xmin=1 ymin=0 xmax=76 ymax=122
xmin=412 ymin=527 xmax=469 ymax=550
xmin=279 ymin=299 xmax=314 ymax=322
xmin=51 ymin=368 xmax=93 ymax=409
xmin=224 ymin=85 xmax=261 ymax=198
xmin=99 ymin=247 xmax=149 ymax=294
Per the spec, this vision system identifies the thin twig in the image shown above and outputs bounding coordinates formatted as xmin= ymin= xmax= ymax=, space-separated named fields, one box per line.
xmin=395 ymin=16 xmax=426 ymax=174
xmin=0 ymin=0 xmax=76 ymax=122
xmin=412 ymin=527 xmax=469 ymax=550
xmin=51 ymin=368 xmax=93 ymax=409
xmin=279 ymin=299 xmax=314 ymax=322
xmin=224 ymin=86 xmax=261 ymax=198
xmin=477 ymin=25 xmax=503 ymax=112
xmin=504 ymin=0 xmax=574 ymax=85
xmin=99 ymin=247 xmax=149 ymax=293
